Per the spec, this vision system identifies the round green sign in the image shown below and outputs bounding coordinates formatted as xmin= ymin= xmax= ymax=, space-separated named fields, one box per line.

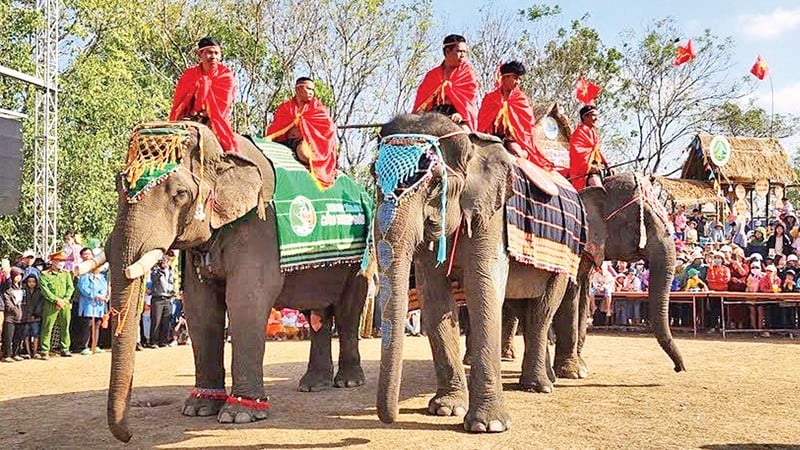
xmin=709 ymin=136 xmax=732 ymax=167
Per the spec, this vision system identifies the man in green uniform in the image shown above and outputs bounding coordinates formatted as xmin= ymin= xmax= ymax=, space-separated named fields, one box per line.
xmin=39 ymin=251 xmax=75 ymax=358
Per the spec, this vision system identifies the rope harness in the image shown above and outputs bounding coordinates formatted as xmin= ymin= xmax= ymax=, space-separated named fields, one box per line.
xmin=375 ymin=131 xmax=466 ymax=264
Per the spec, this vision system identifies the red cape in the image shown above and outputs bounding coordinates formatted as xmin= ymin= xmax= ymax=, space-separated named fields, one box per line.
xmin=413 ymin=61 xmax=479 ymax=130
xmin=169 ymin=64 xmax=238 ymax=153
xmin=568 ymin=123 xmax=607 ymax=190
xmin=266 ymin=97 xmax=338 ymax=188
xmin=477 ymin=87 xmax=553 ymax=169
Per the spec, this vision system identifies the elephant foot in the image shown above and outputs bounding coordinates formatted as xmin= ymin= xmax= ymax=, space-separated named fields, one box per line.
xmin=463 ymin=399 xmax=511 ymax=433
xmin=217 ymin=396 xmax=270 ymax=423
xmin=554 ymin=357 xmax=586 ymax=380
xmin=333 ymin=365 xmax=365 ymax=388
xmin=298 ymin=368 xmax=334 ymax=392
xmin=578 ymin=355 xmax=590 ymax=379
xmin=427 ymin=391 xmax=468 ymax=417
xmin=519 ymin=374 xmax=554 ymax=393
xmin=182 ymin=388 xmax=227 ymax=417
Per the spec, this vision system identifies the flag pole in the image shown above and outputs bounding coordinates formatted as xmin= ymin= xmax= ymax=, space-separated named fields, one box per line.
xmin=768 ymin=71 xmax=775 ymax=137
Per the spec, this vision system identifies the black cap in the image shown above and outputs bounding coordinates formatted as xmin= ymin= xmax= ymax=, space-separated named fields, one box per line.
xmin=198 ymin=37 xmax=221 ymax=50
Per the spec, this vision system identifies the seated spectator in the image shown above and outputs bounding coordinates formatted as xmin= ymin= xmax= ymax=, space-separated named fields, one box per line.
xmin=685 ymin=220 xmax=699 ymax=245
xmin=767 ymin=223 xmax=793 ymax=257
xmin=267 ymin=309 xmax=286 ymax=340
xmin=745 ymin=227 xmax=768 ymax=261
xmin=787 ymin=254 xmax=799 ymax=271
xmin=673 ymin=206 xmax=687 ymax=240
xmin=707 ymin=252 xmax=731 ymax=291
xmin=680 ymin=250 xmax=707 ymax=287
xmin=684 ymin=268 xmax=708 ymax=292
xmin=727 ymin=247 xmax=749 ymax=292
xmin=691 ymin=208 xmax=706 ymax=237
xmin=709 ymin=221 xmax=725 ymax=243
xmin=758 ymin=264 xmax=781 ymax=294
xmin=746 ymin=262 xmax=763 ymax=293
xmin=774 ymin=254 xmax=787 ymax=276
xmin=782 ymin=269 xmax=798 ymax=292
xmin=672 ymin=255 xmax=688 ymax=291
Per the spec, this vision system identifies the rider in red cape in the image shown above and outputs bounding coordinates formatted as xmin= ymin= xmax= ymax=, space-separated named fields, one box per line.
xmin=413 ymin=34 xmax=479 ymax=130
xmin=568 ymin=104 xmax=609 ymax=190
xmin=477 ymin=61 xmax=553 ymax=169
xmin=169 ymin=37 xmax=238 ymax=153
xmin=266 ymin=77 xmax=338 ymax=188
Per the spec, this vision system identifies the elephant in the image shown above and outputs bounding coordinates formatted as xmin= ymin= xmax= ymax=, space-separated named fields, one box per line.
xmin=105 ymin=123 xmax=370 ymax=442
xmin=372 ymin=113 xmax=686 ymax=433
xmin=374 ymin=112 xmax=586 ymax=433
xmin=500 ymin=173 xmax=688 ymax=382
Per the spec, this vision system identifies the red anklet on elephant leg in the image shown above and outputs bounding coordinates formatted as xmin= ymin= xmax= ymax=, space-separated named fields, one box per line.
xmin=189 ymin=388 xmax=228 ymax=401
xmin=226 ymin=395 xmax=271 ymax=410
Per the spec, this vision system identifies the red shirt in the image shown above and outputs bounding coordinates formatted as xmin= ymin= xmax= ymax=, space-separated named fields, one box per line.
xmin=706 ymin=265 xmax=731 ymax=291
xmin=169 ymin=63 xmax=238 ymax=152
xmin=413 ymin=61 xmax=479 ymax=130
xmin=568 ymin=123 xmax=607 ymax=190
xmin=266 ymin=97 xmax=338 ymax=188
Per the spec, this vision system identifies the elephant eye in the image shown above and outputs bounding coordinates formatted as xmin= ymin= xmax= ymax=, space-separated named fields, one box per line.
xmin=173 ymin=189 xmax=190 ymax=202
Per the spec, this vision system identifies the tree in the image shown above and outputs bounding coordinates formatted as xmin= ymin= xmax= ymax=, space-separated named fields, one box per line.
xmin=706 ymin=100 xmax=800 ymax=139
xmin=615 ymin=18 xmax=750 ymax=174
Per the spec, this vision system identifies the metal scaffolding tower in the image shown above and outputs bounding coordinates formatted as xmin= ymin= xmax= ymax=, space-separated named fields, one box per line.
xmin=33 ymin=0 xmax=60 ymax=256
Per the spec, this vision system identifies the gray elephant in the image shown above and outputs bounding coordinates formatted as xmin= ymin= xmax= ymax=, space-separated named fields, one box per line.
xmin=105 ymin=123 xmax=371 ymax=442
xmin=373 ymin=112 xmax=593 ymax=433
xmin=501 ymin=173 xmax=688 ymax=382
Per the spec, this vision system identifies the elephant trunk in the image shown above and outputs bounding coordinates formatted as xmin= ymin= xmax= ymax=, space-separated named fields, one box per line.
xmin=648 ymin=240 xmax=686 ymax=372
xmin=376 ymin=248 xmax=412 ymax=424
xmin=106 ymin=227 xmax=165 ymax=442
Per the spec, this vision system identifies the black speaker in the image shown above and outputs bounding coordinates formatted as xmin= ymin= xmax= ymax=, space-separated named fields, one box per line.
xmin=0 ymin=116 xmax=23 ymax=215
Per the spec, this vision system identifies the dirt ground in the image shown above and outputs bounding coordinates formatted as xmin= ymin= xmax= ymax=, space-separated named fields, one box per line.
xmin=1 ymin=333 xmax=799 ymax=450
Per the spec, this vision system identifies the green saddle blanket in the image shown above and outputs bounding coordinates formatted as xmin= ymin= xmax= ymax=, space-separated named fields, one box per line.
xmin=249 ymin=136 xmax=373 ymax=271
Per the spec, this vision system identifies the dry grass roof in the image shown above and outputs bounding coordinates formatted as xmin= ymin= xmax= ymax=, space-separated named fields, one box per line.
xmin=652 ymin=176 xmax=724 ymax=206
xmin=681 ymin=133 xmax=796 ymax=184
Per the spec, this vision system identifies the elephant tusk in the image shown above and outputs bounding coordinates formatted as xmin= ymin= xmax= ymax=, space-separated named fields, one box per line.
xmin=73 ymin=250 xmax=107 ymax=277
xmin=124 ymin=249 xmax=164 ymax=280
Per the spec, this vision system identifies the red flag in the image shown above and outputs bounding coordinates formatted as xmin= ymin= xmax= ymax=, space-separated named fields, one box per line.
xmin=750 ymin=55 xmax=769 ymax=80
xmin=673 ymin=39 xmax=696 ymax=66
xmin=576 ymin=78 xmax=601 ymax=104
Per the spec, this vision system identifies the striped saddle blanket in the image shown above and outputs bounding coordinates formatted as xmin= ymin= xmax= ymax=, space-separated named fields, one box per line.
xmin=505 ymin=167 xmax=587 ymax=281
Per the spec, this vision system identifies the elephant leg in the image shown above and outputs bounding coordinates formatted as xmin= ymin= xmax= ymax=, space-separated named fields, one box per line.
xmin=217 ymin=272 xmax=275 ymax=424
xmin=500 ymin=303 xmax=519 ymax=361
xmin=575 ymin=268 xmax=591 ymax=377
xmin=462 ymin=223 xmax=511 ymax=433
xmin=182 ymin=253 xmax=227 ymax=417
xmin=334 ymin=275 xmax=367 ymax=388
xmin=519 ymin=274 xmax=568 ymax=394
xmin=299 ymin=306 xmax=334 ymax=391
xmin=552 ymin=281 xmax=583 ymax=379
xmin=416 ymin=253 xmax=468 ymax=417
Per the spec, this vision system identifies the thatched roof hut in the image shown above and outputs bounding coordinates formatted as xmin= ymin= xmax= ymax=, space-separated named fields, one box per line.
xmin=651 ymin=176 xmax=724 ymax=207
xmin=533 ymin=102 xmax=573 ymax=172
xmin=680 ymin=133 xmax=796 ymax=185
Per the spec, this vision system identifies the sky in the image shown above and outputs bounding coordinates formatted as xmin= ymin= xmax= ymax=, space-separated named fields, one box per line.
xmin=431 ymin=0 xmax=800 ymax=149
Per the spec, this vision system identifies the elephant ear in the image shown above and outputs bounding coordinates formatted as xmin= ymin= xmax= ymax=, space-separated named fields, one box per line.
xmin=210 ymin=154 xmax=264 ymax=229
xmin=580 ymin=186 xmax=607 ymax=267
xmin=460 ymin=140 xmax=513 ymax=231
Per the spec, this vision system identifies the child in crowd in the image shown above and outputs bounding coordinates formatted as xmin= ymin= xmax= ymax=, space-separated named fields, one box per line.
xmin=685 ymin=220 xmax=698 ymax=245
xmin=2 ymin=267 xmax=25 ymax=361
xmin=673 ymin=206 xmax=687 ymax=241
xmin=782 ymin=269 xmax=798 ymax=293
xmin=684 ymin=268 xmax=708 ymax=292
xmin=21 ymin=275 xmax=43 ymax=359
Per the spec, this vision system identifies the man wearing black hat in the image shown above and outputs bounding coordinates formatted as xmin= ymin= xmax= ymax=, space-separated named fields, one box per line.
xmin=169 ymin=37 xmax=238 ymax=153
xmin=568 ymin=104 xmax=609 ymax=190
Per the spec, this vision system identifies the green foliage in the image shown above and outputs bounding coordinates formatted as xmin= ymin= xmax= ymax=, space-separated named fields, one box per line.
xmin=521 ymin=3 xmax=562 ymax=21
xmin=709 ymin=101 xmax=800 ymax=139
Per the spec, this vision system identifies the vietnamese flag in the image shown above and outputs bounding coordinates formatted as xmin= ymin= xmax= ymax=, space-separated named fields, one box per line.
xmin=576 ymin=77 xmax=601 ymax=104
xmin=673 ymin=39 xmax=696 ymax=66
xmin=750 ymin=55 xmax=769 ymax=80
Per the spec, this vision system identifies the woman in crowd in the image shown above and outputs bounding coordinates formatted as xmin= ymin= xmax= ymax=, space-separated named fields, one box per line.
xmin=707 ymin=251 xmax=731 ymax=291
xmin=767 ymin=223 xmax=793 ymax=258
xmin=21 ymin=274 xmax=43 ymax=359
xmin=2 ymin=267 xmax=25 ymax=361
xmin=685 ymin=220 xmax=699 ymax=245
xmin=76 ymin=262 xmax=109 ymax=355
xmin=673 ymin=206 xmax=687 ymax=241
xmin=746 ymin=227 xmax=768 ymax=260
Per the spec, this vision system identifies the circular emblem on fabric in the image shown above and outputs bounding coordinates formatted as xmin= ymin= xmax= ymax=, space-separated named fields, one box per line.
xmin=542 ymin=116 xmax=559 ymax=140
xmin=288 ymin=195 xmax=316 ymax=237
xmin=708 ymin=136 xmax=731 ymax=167
xmin=734 ymin=184 xmax=745 ymax=199
xmin=754 ymin=179 xmax=769 ymax=198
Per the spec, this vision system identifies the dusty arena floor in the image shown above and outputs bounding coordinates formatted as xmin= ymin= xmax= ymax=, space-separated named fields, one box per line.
xmin=1 ymin=334 xmax=798 ymax=450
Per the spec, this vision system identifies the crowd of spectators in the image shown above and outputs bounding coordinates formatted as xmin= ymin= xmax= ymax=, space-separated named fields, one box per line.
xmin=590 ymin=201 xmax=800 ymax=335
